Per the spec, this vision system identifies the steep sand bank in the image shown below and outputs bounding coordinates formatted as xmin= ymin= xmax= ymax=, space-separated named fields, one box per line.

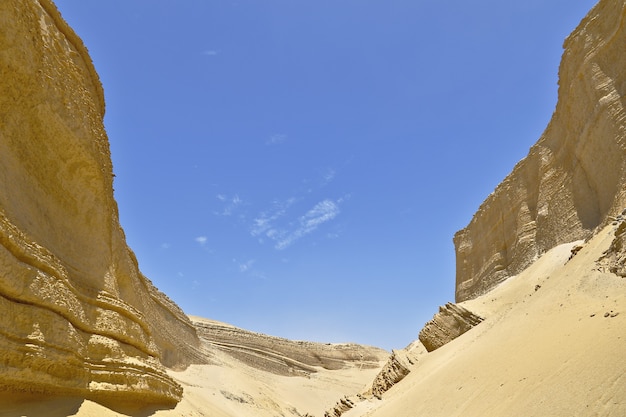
xmin=343 ymin=226 xmax=626 ymax=416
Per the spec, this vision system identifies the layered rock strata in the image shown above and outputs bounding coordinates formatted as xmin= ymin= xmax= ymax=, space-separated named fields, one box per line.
xmin=418 ymin=303 xmax=483 ymax=352
xmin=322 ymin=342 xmax=423 ymax=417
xmin=192 ymin=317 xmax=388 ymax=377
xmin=598 ymin=218 xmax=626 ymax=276
xmin=454 ymin=0 xmax=626 ymax=302
xmin=0 ymin=0 xmax=202 ymax=403
xmin=370 ymin=349 xmax=415 ymax=399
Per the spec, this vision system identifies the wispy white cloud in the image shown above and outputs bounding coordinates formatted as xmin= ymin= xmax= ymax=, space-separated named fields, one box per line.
xmin=214 ymin=193 xmax=244 ymax=216
xmin=251 ymin=197 xmax=296 ymax=239
xmin=250 ymin=195 xmax=346 ymax=250
xmin=238 ymin=259 xmax=256 ymax=273
xmin=160 ymin=243 xmax=171 ymax=249
xmin=202 ymin=49 xmax=219 ymax=56
xmin=266 ymin=134 xmax=287 ymax=146
xmin=275 ymin=199 xmax=341 ymax=250
xmin=337 ymin=194 xmax=351 ymax=204
xmin=322 ymin=168 xmax=336 ymax=185
xmin=195 ymin=236 xmax=208 ymax=246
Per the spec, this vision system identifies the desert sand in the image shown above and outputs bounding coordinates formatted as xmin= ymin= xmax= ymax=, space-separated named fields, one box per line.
xmin=2 ymin=224 xmax=623 ymax=416
xmin=342 ymin=225 xmax=626 ymax=416
xmin=1 ymin=0 xmax=625 ymax=415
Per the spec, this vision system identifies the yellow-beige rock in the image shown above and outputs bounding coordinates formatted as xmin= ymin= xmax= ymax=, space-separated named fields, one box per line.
xmin=192 ymin=317 xmax=388 ymax=376
xmin=369 ymin=348 xmax=416 ymax=399
xmin=0 ymin=0 xmax=203 ymax=403
xmin=321 ymin=342 xmax=424 ymax=417
xmin=598 ymin=218 xmax=626 ymax=276
xmin=454 ymin=0 xmax=626 ymax=302
xmin=418 ymin=303 xmax=483 ymax=352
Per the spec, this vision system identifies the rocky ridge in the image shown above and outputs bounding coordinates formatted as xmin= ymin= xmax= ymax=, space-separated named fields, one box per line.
xmin=454 ymin=0 xmax=626 ymax=302
xmin=322 ymin=342 xmax=424 ymax=417
xmin=418 ymin=303 xmax=483 ymax=352
xmin=192 ymin=317 xmax=388 ymax=377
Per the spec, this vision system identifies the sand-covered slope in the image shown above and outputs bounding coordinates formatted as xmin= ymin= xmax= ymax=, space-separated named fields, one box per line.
xmin=335 ymin=0 xmax=626 ymax=415
xmin=0 ymin=0 xmax=203 ymax=403
xmin=342 ymin=225 xmax=626 ymax=417
xmin=454 ymin=0 xmax=626 ymax=302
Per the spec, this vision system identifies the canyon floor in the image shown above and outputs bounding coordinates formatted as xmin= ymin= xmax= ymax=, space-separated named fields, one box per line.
xmin=1 ymin=224 xmax=624 ymax=417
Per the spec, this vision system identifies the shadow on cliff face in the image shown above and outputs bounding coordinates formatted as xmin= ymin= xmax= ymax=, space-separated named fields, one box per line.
xmin=0 ymin=392 xmax=176 ymax=417
xmin=89 ymin=396 xmax=177 ymax=417
xmin=0 ymin=393 xmax=83 ymax=417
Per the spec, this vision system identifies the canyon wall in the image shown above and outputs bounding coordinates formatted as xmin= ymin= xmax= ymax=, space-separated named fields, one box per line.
xmin=0 ymin=0 xmax=202 ymax=403
xmin=454 ymin=0 xmax=626 ymax=302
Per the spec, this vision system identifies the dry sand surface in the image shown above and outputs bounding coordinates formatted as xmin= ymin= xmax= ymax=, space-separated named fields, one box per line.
xmin=0 ymin=322 xmax=386 ymax=417
xmin=4 ymin=226 xmax=624 ymax=417
xmin=1 ymin=225 xmax=624 ymax=417
xmin=343 ymin=225 xmax=626 ymax=417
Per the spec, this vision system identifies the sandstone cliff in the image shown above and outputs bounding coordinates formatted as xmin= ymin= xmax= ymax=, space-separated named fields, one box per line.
xmin=0 ymin=0 xmax=203 ymax=403
xmin=454 ymin=0 xmax=626 ymax=302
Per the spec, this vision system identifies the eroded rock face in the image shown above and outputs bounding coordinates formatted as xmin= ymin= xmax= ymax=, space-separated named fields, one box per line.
xmin=370 ymin=349 xmax=415 ymax=399
xmin=0 ymin=0 xmax=202 ymax=403
xmin=598 ymin=219 xmax=626 ymax=276
xmin=193 ymin=318 xmax=388 ymax=377
xmin=418 ymin=303 xmax=483 ymax=352
xmin=454 ymin=0 xmax=626 ymax=302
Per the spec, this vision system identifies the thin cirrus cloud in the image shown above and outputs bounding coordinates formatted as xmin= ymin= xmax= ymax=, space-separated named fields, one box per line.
xmin=252 ymin=198 xmax=342 ymax=250
xmin=276 ymin=199 xmax=340 ymax=250
xmin=214 ymin=194 xmax=243 ymax=216
xmin=238 ymin=259 xmax=255 ymax=273
xmin=321 ymin=167 xmax=336 ymax=186
xmin=195 ymin=236 xmax=208 ymax=246
xmin=250 ymin=197 xmax=296 ymax=240
xmin=266 ymin=134 xmax=287 ymax=146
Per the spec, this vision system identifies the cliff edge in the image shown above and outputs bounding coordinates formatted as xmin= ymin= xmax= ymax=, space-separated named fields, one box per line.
xmin=454 ymin=0 xmax=626 ymax=302
xmin=0 ymin=0 xmax=203 ymax=403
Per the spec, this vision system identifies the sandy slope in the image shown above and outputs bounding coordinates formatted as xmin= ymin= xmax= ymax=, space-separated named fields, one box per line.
xmin=4 ymin=228 xmax=623 ymax=416
xmin=344 ymin=225 xmax=626 ymax=417
xmin=57 ymin=225 xmax=625 ymax=417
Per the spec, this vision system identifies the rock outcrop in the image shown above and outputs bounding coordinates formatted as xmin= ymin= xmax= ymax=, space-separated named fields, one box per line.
xmin=321 ymin=342 xmax=423 ymax=417
xmin=598 ymin=216 xmax=626 ymax=276
xmin=324 ymin=396 xmax=358 ymax=417
xmin=454 ymin=0 xmax=626 ymax=302
xmin=370 ymin=349 xmax=416 ymax=399
xmin=192 ymin=317 xmax=388 ymax=377
xmin=418 ymin=303 xmax=483 ymax=352
xmin=0 ymin=0 xmax=203 ymax=403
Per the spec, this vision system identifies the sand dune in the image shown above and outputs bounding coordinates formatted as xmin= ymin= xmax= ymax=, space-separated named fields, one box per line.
xmin=342 ymin=225 xmax=626 ymax=416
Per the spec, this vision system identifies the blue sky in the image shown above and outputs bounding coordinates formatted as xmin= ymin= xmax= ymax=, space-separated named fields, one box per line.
xmin=54 ymin=0 xmax=598 ymax=350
